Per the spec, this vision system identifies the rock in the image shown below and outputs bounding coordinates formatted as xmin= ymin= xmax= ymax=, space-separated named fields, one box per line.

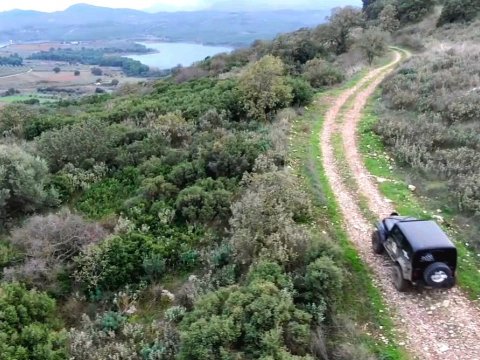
xmin=161 ymin=290 xmax=175 ymax=302
xmin=376 ymin=177 xmax=387 ymax=183
xmin=442 ymin=300 xmax=450 ymax=307
xmin=408 ymin=184 xmax=416 ymax=192
xmin=439 ymin=344 xmax=449 ymax=353
xmin=125 ymin=305 xmax=137 ymax=315
xmin=432 ymin=215 xmax=444 ymax=224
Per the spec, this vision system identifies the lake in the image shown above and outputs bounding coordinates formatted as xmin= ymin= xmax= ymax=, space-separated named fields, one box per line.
xmin=125 ymin=42 xmax=233 ymax=70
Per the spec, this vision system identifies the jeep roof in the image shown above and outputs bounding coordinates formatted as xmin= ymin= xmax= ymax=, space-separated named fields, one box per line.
xmin=394 ymin=220 xmax=455 ymax=252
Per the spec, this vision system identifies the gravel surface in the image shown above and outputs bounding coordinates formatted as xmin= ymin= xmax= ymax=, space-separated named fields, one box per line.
xmin=320 ymin=51 xmax=480 ymax=360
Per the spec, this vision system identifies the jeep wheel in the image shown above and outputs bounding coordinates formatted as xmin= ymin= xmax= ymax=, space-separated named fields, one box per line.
xmin=392 ymin=263 xmax=409 ymax=292
xmin=424 ymin=262 xmax=453 ymax=288
xmin=371 ymin=230 xmax=384 ymax=254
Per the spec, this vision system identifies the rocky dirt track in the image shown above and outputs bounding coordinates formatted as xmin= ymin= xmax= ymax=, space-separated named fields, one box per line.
xmin=320 ymin=50 xmax=480 ymax=360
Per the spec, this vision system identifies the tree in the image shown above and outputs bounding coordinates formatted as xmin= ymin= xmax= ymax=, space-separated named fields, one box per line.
xmin=91 ymin=67 xmax=103 ymax=76
xmin=358 ymin=27 xmax=389 ymax=65
xmin=238 ymin=55 xmax=292 ymax=121
xmin=396 ymin=0 xmax=435 ymax=23
xmin=362 ymin=0 xmax=391 ymax=20
xmin=437 ymin=0 xmax=480 ymax=26
xmin=0 ymin=144 xmax=55 ymax=221
xmin=74 ymin=70 xmax=80 ymax=76
xmin=325 ymin=7 xmax=364 ymax=55
xmin=53 ymin=66 xmax=61 ymax=73
xmin=379 ymin=3 xmax=400 ymax=32
xmin=0 ymin=282 xmax=67 ymax=359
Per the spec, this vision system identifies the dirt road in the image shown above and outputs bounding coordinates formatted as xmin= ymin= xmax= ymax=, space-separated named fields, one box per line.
xmin=320 ymin=50 xmax=480 ymax=359
xmin=0 ymin=68 xmax=32 ymax=79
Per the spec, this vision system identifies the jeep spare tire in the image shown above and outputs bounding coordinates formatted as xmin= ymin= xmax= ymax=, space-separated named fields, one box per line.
xmin=423 ymin=262 xmax=453 ymax=287
xmin=371 ymin=230 xmax=384 ymax=254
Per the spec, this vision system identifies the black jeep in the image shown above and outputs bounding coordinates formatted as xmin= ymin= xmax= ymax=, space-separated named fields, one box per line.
xmin=372 ymin=213 xmax=457 ymax=291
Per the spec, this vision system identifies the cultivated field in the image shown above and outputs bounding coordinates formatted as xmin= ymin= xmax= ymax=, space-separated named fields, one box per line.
xmin=0 ymin=41 xmax=148 ymax=104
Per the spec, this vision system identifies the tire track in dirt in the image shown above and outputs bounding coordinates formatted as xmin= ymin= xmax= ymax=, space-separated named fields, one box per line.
xmin=321 ymin=51 xmax=480 ymax=359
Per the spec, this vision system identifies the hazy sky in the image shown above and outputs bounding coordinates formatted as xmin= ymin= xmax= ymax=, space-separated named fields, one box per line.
xmin=0 ymin=0 xmax=360 ymax=12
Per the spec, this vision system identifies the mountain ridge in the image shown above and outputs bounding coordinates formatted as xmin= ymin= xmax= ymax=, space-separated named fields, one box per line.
xmin=0 ymin=3 xmax=333 ymax=45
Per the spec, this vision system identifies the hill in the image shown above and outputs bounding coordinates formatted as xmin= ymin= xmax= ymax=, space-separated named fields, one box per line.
xmin=0 ymin=3 xmax=332 ymax=45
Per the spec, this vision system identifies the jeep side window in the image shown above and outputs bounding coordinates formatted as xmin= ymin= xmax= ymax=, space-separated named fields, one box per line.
xmin=391 ymin=226 xmax=413 ymax=256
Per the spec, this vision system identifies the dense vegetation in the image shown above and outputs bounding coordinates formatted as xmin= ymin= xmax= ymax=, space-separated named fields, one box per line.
xmin=0 ymin=53 xmax=23 ymax=66
xmin=437 ymin=0 xmax=480 ymax=26
xmin=29 ymin=48 xmax=150 ymax=76
xmin=0 ymin=4 xmax=428 ymax=359
xmin=363 ymin=0 xmax=435 ymax=24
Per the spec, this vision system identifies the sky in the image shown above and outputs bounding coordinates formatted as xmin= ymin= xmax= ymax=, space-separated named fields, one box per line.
xmin=0 ymin=0 xmax=361 ymax=12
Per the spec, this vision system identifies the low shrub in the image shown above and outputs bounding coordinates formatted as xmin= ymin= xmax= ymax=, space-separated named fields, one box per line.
xmin=69 ymin=314 xmax=180 ymax=360
xmin=0 ymin=282 xmax=67 ymax=359
xmin=229 ymin=170 xmax=312 ymax=268
xmin=303 ymin=58 xmax=344 ymax=88
xmin=179 ymin=265 xmax=312 ymax=359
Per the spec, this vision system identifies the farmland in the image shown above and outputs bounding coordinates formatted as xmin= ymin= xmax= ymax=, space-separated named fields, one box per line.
xmin=0 ymin=41 xmax=151 ymax=105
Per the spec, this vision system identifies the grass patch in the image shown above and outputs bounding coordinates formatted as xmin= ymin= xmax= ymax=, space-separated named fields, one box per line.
xmin=0 ymin=93 xmax=58 ymax=104
xmin=289 ymin=78 xmax=409 ymax=359
xmin=359 ymin=92 xmax=480 ymax=300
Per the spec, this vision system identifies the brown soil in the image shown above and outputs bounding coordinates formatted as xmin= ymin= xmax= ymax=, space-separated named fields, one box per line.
xmin=320 ymin=51 xmax=480 ymax=360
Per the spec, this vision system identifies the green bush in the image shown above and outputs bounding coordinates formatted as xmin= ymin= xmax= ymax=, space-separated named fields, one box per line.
xmin=304 ymin=256 xmax=344 ymax=306
xmin=0 ymin=240 xmax=21 ymax=271
xmin=303 ymin=58 xmax=344 ymax=88
xmin=230 ymin=170 xmax=312 ymax=268
xmin=24 ymin=116 xmax=76 ymax=140
xmin=0 ymin=282 xmax=67 ymax=359
xmin=73 ymin=232 xmax=158 ymax=294
xmin=76 ymin=167 xmax=141 ymax=219
xmin=175 ymin=179 xmax=232 ymax=224
xmin=0 ymin=144 xmax=56 ymax=221
xmin=203 ymin=132 xmax=269 ymax=178
xmin=0 ymin=104 xmax=37 ymax=138
xmin=36 ymin=119 xmax=123 ymax=172
xmin=179 ymin=269 xmax=312 ymax=359
xmin=286 ymin=76 xmax=314 ymax=106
